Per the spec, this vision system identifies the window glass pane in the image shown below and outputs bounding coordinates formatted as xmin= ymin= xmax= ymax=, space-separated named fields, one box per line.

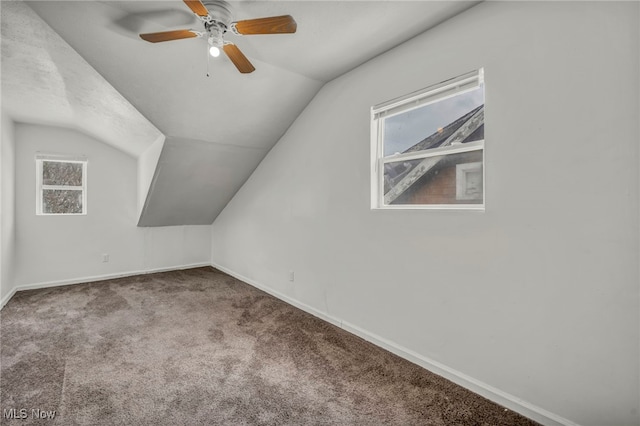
xmin=383 ymin=86 xmax=484 ymax=156
xmin=42 ymin=189 xmax=83 ymax=214
xmin=43 ymin=161 xmax=83 ymax=186
xmin=384 ymin=150 xmax=483 ymax=205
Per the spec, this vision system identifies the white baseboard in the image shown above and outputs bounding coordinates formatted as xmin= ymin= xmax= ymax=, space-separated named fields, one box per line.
xmin=211 ymin=261 xmax=579 ymax=426
xmin=0 ymin=262 xmax=211 ymax=309
xmin=211 ymin=263 xmax=343 ymax=330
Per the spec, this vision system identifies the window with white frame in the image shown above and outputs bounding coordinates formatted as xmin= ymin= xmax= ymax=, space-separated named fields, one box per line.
xmin=36 ymin=155 xmax=87 ymax=215
xmin=371 ymin=69 xmax=485 ymax=209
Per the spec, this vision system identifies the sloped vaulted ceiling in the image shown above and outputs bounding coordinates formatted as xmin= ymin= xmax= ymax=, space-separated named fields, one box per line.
xmin=1 ymin=1 xmax=162 ymax=157
xmin=6 ymin=1 xmax=479 ymax=226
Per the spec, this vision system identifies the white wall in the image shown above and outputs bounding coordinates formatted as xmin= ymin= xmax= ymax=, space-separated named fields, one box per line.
xmin=1 ymin=113 xmax=16 ymax=305
xmin=14 ymin=123 xmax=211 ymax=288
xmin=137 ymin=134 xmax=165 ymax=219
xmin=211 ymin=2 xmax=639 ymax=425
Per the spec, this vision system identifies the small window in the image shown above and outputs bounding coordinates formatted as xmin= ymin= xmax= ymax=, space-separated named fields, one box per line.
xmin=36 ymin=156 xmax=87 ymax=215
xmin=371 ymin=69 xmax=485 ymax=209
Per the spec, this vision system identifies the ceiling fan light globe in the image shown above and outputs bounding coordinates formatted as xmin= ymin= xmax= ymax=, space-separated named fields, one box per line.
xmin=209 ymin=45 xmax=221 ymax=57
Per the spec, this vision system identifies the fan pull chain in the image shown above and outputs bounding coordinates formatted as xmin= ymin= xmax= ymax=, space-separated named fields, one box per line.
xmin=206 ymin=45 xmax=211 ymax=77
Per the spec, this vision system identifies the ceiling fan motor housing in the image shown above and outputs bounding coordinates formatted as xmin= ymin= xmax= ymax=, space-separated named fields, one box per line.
xmin=202 ymin=1 xmax=232 ymax=47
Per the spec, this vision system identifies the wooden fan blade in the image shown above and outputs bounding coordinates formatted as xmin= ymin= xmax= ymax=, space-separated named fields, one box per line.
xmin=183 ymin=0 xmax=209 ymax=17
xmin=233 ymin=15 xmax=296 ymax=35
xmin=223 ymin=44 xmax=255 ymax=73
xmin=140 ymin=30 xmax=198 ymax=43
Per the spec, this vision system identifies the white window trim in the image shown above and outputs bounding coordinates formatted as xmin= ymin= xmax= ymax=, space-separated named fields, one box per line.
xmin=371 ymin=69 xmax=485 ymax=210
xmin=382 ymin=140 xmax=484 ymax=165
xmin=36 ymin=157 xmax=88 ymax=216
xmin=372 ymin=69 xmax=484 ymax=120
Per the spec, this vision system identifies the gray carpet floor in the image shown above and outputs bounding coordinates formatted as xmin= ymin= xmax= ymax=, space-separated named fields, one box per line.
xmin=1 ymin=267 xmax=538 ymax=425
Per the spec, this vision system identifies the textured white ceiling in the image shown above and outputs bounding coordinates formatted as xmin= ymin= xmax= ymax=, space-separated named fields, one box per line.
xmin=1 ymin=1 xmax=162 ymax=157
xmin=4 ymin=0 xmax=480 ymax=225
xmin=25 ymin=0 xmax=479 ymax=152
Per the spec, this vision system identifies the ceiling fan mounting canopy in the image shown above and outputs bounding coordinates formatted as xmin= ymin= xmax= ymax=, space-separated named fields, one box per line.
xmin=201 ymin=1 xmax=232 ymax=30
xmin=139 ymin=0 xmax=297 ymax=74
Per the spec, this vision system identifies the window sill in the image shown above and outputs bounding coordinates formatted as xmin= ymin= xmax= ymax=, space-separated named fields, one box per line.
xmin=371 ymin=204 xmax=485 ymax=211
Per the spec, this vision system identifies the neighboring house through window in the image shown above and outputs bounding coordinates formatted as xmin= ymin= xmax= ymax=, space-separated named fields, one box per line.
xmin=371 ymin=68 xmax=485 ymax=209
xmin=36 ymin=155 xmax=87 ymax=215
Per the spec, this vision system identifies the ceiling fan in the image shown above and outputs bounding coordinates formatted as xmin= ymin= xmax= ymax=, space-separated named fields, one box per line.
xmin=139 ymin=0 xmax=297 ymax=74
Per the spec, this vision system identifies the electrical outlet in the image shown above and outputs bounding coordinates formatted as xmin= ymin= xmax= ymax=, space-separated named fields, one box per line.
xmin=102 ymin=254 xmax=109 ymax=263
xmin=289 ymin=271 xmax=295 ymax=282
